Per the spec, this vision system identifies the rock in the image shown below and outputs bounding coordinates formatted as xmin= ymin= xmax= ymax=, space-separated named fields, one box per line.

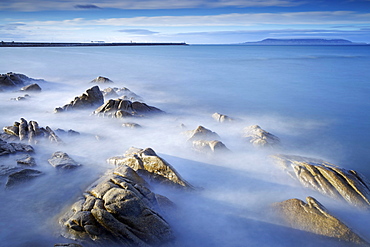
xmin=185 ymin=126 xmax=220 ymax=142
xmin=10 ymin=94 xmax=30 ymax=101
xmin=0 ymin=138 xmax=34 ymax=156
xmin=122 ymin=122 xmax=142 ymax=128
xmin=243 ymin=125 xmax=280 ymax=148
xmin=93 ymin=99 xmax=163 ymax=118
xmin=107 ymin=147 xmax=194 ymax=189
xmin=48 ymin=151 xmax=81 ymax=169
xmin=271 ymin=154 xmax=370 ymax=209
xmin=90 ymin=76 xmax=113 ymax=84
xmin=16 ymin=155 xmax=36 ymax=166
xmin=0 ymin=72 xmax=41 ymax=90
xmin=20 ymin=83 xmax=42 ymax=92
xmin=273 ymin=196 xmax=369 ymax=245
xmin=3 ymin=125 xmax=19 ymax=136
xmin=192 ymin=140 xmax=230 ymax=154
xmin=54 ymin=243 xmax=83 ymax=247
xmin=59 ymin=165 xmax=174 ymax=246
xmin=55 ymin=129 xmax=80 ymax=136
xmin=55 ymin=86 xmax=104 ymax=112
xmin=102 ymin=87 xmax=143 ymax=102
xmin=212 ymin=112 xmax=234 ymax=123
xmin=6 ymin=168 xmax=42 ymax=187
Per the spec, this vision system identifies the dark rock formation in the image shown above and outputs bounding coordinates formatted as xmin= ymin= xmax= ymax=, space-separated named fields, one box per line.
xmin=102 ymin=87 xmax=142 ymax=102
xmin=273 ymin=196 xmax=369 ymax=245
xmin=54 ymin=86 xmax=104 ymax=113
xmin=212 ymin=112 xmax=234 ymax=123
xmin=55 ymin=129 xmax=80 ymax=137
xmin=93 ymin=99 xmax=163 ymax=118
xmin=192 ymin=140 xmax=230 ymax=154
xmin=59 ymin=165 xmax=174 ymax=246
xmin=90 ymin=76 xmax=113 ymax=84
xmin=20 ymin=83 xmax=42 ymax=92
xmin=271 ymin=154 xmax=370 ymax=209
xmin=107 ymin=147 xmax=194 ymax=189
xmin=2 ymin=118 xmax=63 ymax=144
xmin=0 ymin=72 xmax=42 ymax=90
xmin=16 ymin=155 xmax=36 ymax=166
xmin=185 ymin=126 xmax=220 ymax=142
xmin=6 ymin=168 xmax=42 ymax=187
xmin=243 ymin=125 xmax=280 ymax=148
xmin=48 ymin=151 xmax=81 ymax=169
xmin=0 ymin=137 xmax=34 ymax=155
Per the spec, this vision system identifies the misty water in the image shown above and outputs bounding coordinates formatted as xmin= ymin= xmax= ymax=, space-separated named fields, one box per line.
xmin=0 ymin=45 xmax=370 ymax=246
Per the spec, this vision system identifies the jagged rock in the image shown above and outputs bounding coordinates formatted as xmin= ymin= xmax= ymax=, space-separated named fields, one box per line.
xmin=243 ymin=125 xmax=280 ymax=148
xmin=0 ymin=138 xmax=34 ymax=156
xmin=16 ymin=155 xmax=36 ymax=166
xmin=271 ymin=154 xmax=370 ymax=209
xmin=102 ymin=87 xmax=142 ymax=102
xmin=93 ymin=99 xmax=163 ymax=118
xmin=122 ymin=122 xmax=142 ymax=128
xmin=185 ymin=126 xmax=220 ymax=142
xmin=212 ymin=112 xmax=234 ymax=123
xmin=2 ymin=118 xmax=63 ymax=144
xmin=48 ymin=151 xmax=81 ymax=169
xmin=55 ymin=86 xmax=104 ymax=113
xmin=6 ymin=168 xmax=42 ymax=187
xmin=90 ymin=76 xmax=113 ymax=84
xmin=0 ymin=72 xmax=41 ymax=90
xmin=192 ymin=140 xmax=230 ymax=154
xmin=20 ymin=83 xmax=42 ymax=92
xmin=59 ymin=165 xmax=174 ymax=246
xmin=10 ymin=94 xmax=30 ymax=101
xmin=273 ymin=196 xmax=369 ymax=245
xmin=55 ymin=129 xmax=80 ymax=136
xmin=107 ymin=147 xmax=194 ymax=189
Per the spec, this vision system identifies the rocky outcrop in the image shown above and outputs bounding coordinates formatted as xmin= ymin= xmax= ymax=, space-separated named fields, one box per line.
xmin=102 ymin=87 xmax=142 ymax=102
xmin=273 ymin=196 xmax=369 ymax=245
xmin=90 ymin=76 xmax=113 ymax=84
xmin=0 ymin=137 xmax=34 ymax=155
xmin=48 ymin=151 xmax=81 ymax=169
xmin=20 ymin=83 xmax=42 ymax=92
xmin=243 ymin=125 xmax=280 ymax=148
xmin=54 ymin=86 xmax=104 ymax=113
xmin=271 ymin=154 xmax=370 ymax=209
xmin=185 ymin=126 xmax=220 ymax=142
xmin=6 ymin=168 xmax=43 ymax=187
xmin=212 ymin=112 xmax=234 ymax=123
xmin=107 ymin=147 xmax=194 ymax=189
xmin=59 ymin=165 xmax=174 ymax=246
xmin=16 ymin=154 xmax=36 ymax=166
xmin=0 ymin=72 xmax=42 ymax=90
xmin=192 ymin=140 xmax=230 ymax=154
xmin=93 ymin=99 xmax=163 ymax=118
xmin=2 ymin=118 xmax=63 ymax=144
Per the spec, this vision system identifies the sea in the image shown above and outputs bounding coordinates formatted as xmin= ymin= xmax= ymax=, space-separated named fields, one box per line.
xmin=0 ymin=45 xmax=369 ymax=246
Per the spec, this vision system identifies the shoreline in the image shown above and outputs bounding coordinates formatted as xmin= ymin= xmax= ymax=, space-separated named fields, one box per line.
xmin=0 ymin=42 xmax=188 ymax=47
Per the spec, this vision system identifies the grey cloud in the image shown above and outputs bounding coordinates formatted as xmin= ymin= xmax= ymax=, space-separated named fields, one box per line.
xmin=117 ymin=29 xmax=159 ymax=35
xmin=74 ymin=4 xmax=100 ymax=9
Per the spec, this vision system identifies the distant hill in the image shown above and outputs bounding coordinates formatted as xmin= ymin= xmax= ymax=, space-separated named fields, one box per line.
xmin=240 ymin=38 xmax=367 ymax=45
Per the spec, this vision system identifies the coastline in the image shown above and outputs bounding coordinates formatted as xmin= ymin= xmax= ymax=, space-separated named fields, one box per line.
xmin=0 ymin=41 xmax=188 ymax=47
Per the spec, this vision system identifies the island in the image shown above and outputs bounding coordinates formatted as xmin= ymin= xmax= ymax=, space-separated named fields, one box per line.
xmin=0 ymin=41 xmax=188 ymax=47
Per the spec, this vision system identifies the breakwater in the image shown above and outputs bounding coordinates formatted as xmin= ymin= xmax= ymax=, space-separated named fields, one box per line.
xmin=0 ymin=41 xmax=188 ymax=47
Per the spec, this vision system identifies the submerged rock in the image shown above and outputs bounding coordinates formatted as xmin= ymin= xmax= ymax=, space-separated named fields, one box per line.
xmin=2 ymin=118 xmax=63 ymax=144
xmin=243 ymin=125 xmax=280 ymax=148
xmin=59 ymin=165 xmax=174 ymax=246
xmin=185 ymin=126 xmax=220 ymax=142
xmin=271 ymin=154 xmax=370 ymax=209
xmin=107 ymin=147 xmax=194 ymax=189
xmin=20 ymin=83 xmax=42 ymax=92
xmin=6 ymin=168 xmax=42 ymax=187
xmin=273 ymin=196 xmax=369 ymax=245
xmin=212 ymin=112 xmax=234 ymax=123
xmin=90 ymin=76 xmax=113 ymax=84
xmin=0 ymin=72 xmax=42 ymax=90
xmin=93 ymin=99 xmax=163 ymax=118
xmin=48 ymin=151 xmax=81 ymax=169
xmin=192 ymin=140 xmax=230 ymax=154
xmin=54 ymin=86 xmax=104 ymax=113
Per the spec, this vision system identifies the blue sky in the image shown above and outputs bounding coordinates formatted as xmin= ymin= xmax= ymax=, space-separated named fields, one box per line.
xmin=1 ymin=0 xmax=370 ymax=44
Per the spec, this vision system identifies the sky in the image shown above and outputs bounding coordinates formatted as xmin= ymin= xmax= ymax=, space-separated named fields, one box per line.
xmin=1 ymin=0 xmax=370 ymax=44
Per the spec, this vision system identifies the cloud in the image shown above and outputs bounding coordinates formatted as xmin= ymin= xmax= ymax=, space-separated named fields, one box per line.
xmin=74 ymin=4 xmax=100 ymax=9
xmin=117 ymin=29 xmax=159 ymax=35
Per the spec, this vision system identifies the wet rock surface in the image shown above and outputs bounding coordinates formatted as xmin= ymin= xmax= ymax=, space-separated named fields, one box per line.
xmin=59 ymin=165 xmax=174 ymax=246
xmin=271 ymin=154 xmax=370 ymax=209
xmin=273 ymin=196 xmax=369 ymax=245
xmin=0 ymin=137 xmax=34 ymax=155
xmin=107 ymin=147 xmax=194 ymax=189
xmin=93 ymin=99 xmax=163 ymax=118
xmin=20 ymin=83 xmax=42 ymax=92
xmin=6 ymin=168 xmax=43 ymax=187
xmin=54 ymin=86 xmax=104 ymax=113
xmin=0 ymin=72 xmax=42 ymax=90
xmin=243 ymin=125 xmax=280 ymax=148
xmin=48 ymin=151 xmax=81 ymax=169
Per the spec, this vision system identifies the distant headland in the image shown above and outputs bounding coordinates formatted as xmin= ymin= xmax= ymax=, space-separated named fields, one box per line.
xmin=0 ymin=41 xmax=188 ymax=47
xmin=239 ymin=38 xmax=368 ymax=45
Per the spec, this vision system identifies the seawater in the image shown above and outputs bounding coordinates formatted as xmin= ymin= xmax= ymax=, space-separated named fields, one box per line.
xmin=0 ymin=45 xmax=369 ymax=246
